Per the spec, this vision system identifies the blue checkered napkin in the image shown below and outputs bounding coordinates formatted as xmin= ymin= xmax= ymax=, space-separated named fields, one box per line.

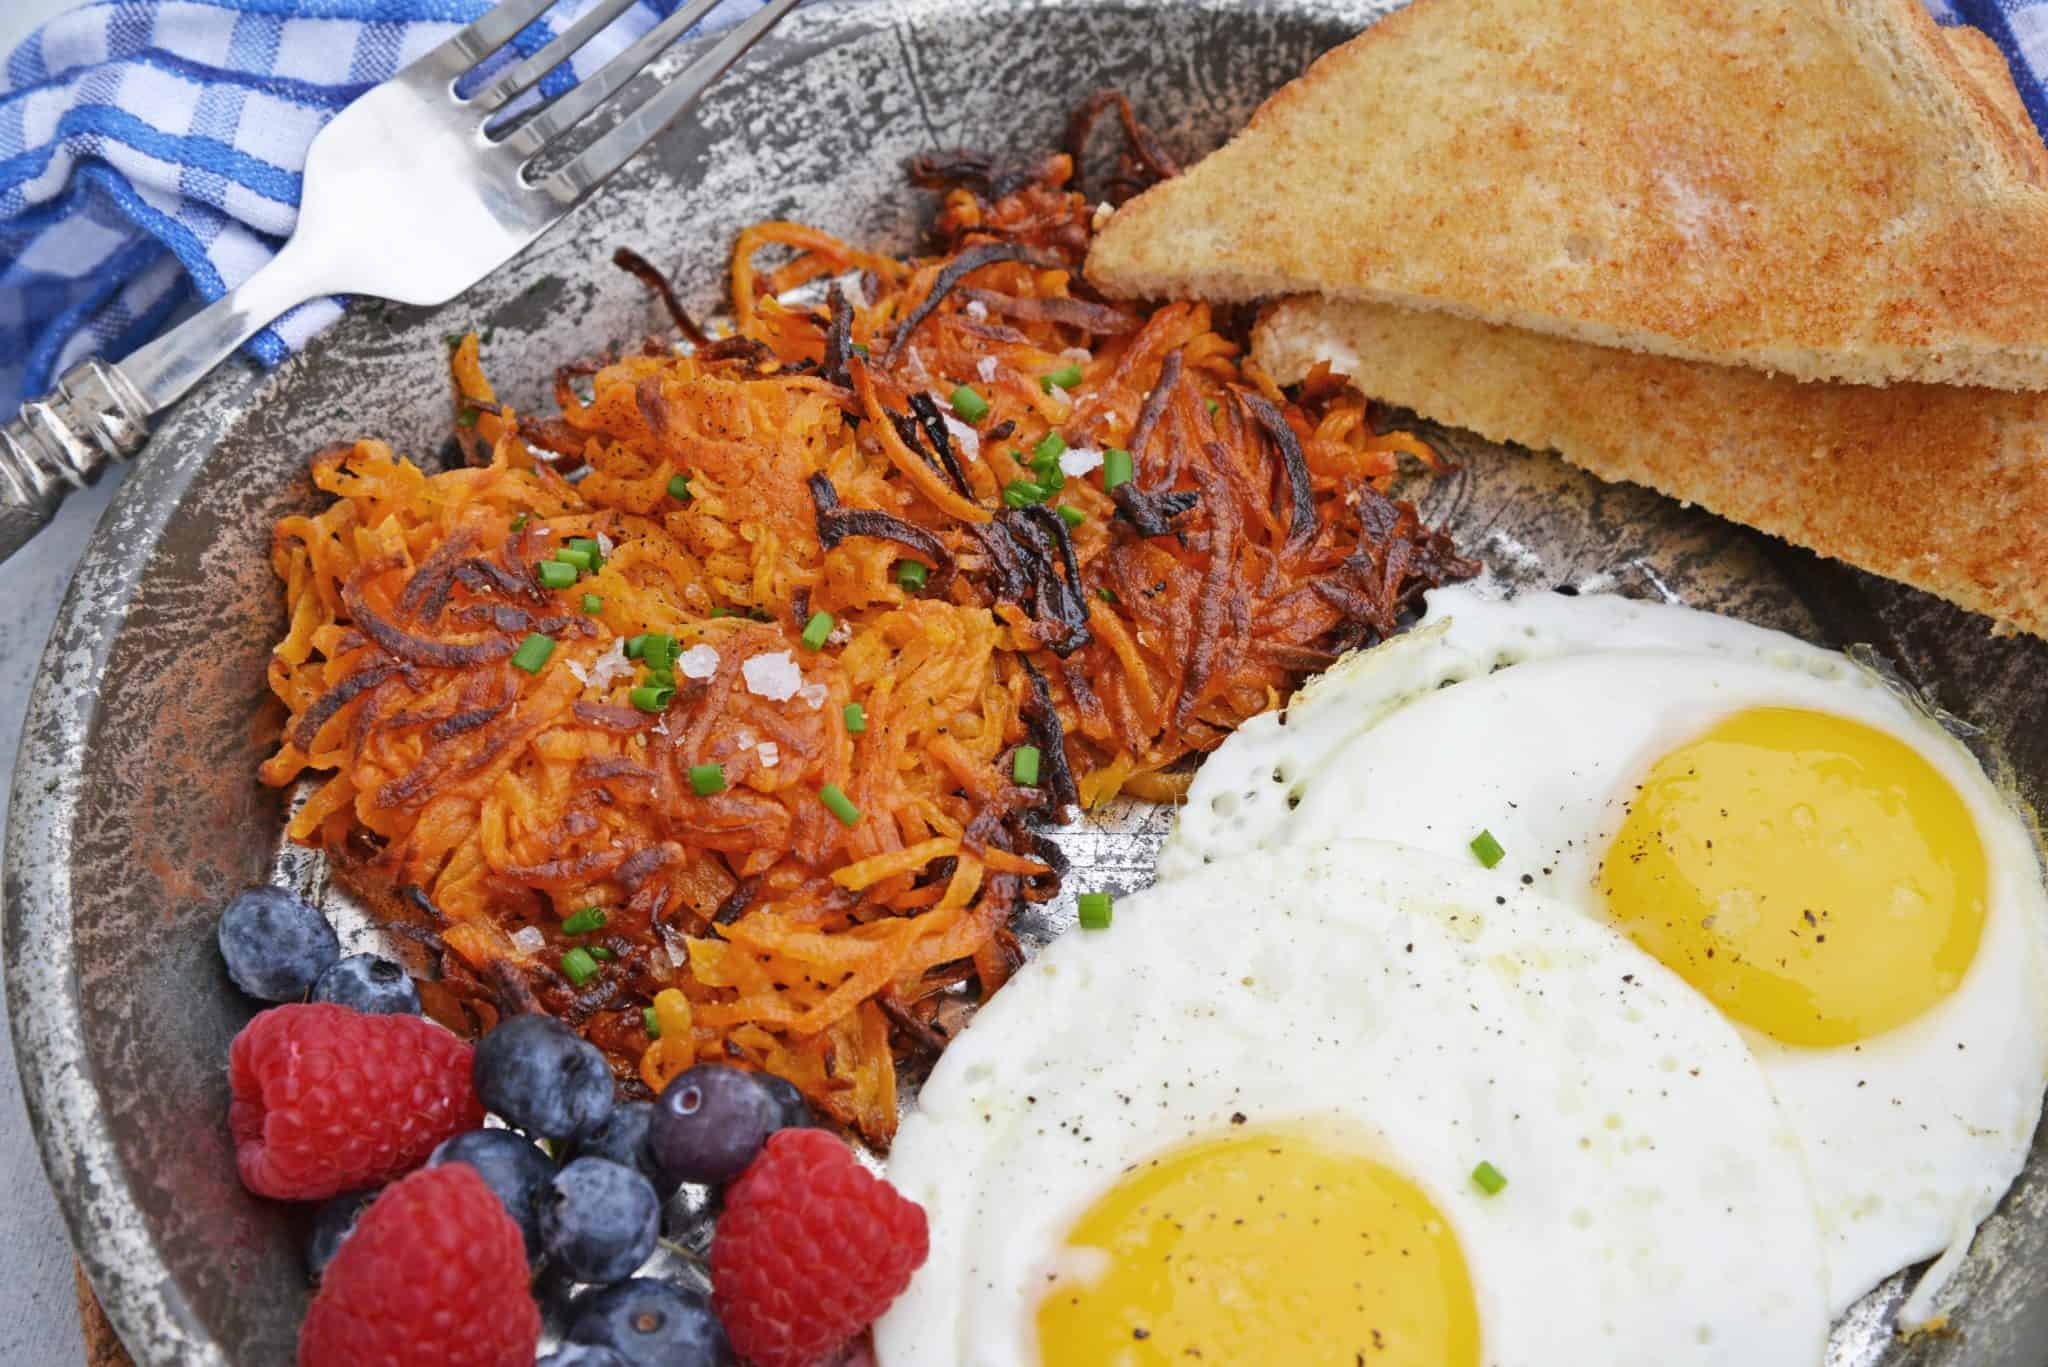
xmin=4 ymin=0 xmax=2047 ymax=416
xmin=0 ymin=0 xmax=775 ymax=411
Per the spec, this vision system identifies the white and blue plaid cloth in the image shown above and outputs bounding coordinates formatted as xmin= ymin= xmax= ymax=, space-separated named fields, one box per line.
xmin=2 ymin=0 xmax=2045 ymax=414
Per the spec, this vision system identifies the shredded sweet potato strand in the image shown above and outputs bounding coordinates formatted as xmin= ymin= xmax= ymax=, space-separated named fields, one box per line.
xmin=260 ymin=112 xmax=1470 ymax=1143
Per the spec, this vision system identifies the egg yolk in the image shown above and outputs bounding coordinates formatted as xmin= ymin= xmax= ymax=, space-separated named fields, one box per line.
xmin=1600 ymin=706 xmax=1987 ymax=1047
xmin=1033 ymin=1128 xmax=1480 ymax=1365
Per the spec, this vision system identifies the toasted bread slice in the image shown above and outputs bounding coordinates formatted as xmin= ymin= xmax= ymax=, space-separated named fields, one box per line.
xmin=1253 ymin=294 xmax=2048 ymax=636
xmin=1090 ymin=0 xmax=2048 ymax=390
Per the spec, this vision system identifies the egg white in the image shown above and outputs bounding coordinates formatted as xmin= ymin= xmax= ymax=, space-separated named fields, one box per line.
xmin=1164 ymin=583 xmax=2048 ymax=1318
xmin=878 ymin=840 xmax=1830 ymax=1367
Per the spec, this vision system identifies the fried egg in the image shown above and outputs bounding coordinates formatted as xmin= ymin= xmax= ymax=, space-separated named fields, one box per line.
xmin=1162 ymin=583 xmax=2048 ymax=1318
xmin=877 ymin=841 xmax=1830 ymax=1366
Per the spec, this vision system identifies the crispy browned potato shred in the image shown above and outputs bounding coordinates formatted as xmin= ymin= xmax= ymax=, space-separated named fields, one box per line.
xmin=259 ymin=106 xmax=1472 ymax=1143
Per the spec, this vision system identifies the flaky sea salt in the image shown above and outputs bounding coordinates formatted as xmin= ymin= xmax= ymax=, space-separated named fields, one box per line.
xmin=827 ymin=621 xmax=853 ymax=646
xmin=596 ymin=531 xmax=616 ymax=557
xmin=564 ymin=658 xmax=590 ymax=685
xmin=678 ymin=644 xmax=720 ymax=679
xmin=798 ymin=682 xmax=828 ymax=710
xmin=742 ymin=651 xmax=802 ymax=701
xmin=588 ymin=642 xmax=635 ymax=690
xmin=1061 ymin=347 xmax=1092 ymax=366
xmin=976 ymin=355 xmax=998 ymax=383
xmin=735 ymin=727 xmax=758 ymax=750
xmin=944 ymin=415 xmax=980 ymax=460
xmin=510 ymin=926 xmax=546 ymax=956
xmin=757 ymin=741 xmax=780 ymax=768
xmin=652 ymin=715 xmax=669 ymax=735
xmin=1059 ymin=445 xmax=1105 ymax=477
xmin=965 ymin=299 xmax=988 ymax=321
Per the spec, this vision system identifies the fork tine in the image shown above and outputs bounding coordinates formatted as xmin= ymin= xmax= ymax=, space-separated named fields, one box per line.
xmin=469 ymin=0 xmax=642 ymax=115
xmin=497 ymin=0 xmax=727 ymax=161
xmin=413 ymin=0 xmax=562 ymax=83
xmin=537 ymin=0 xmax=801 ymax=205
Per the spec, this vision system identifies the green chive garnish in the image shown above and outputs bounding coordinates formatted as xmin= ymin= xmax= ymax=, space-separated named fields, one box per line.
xmin=537 ymin=561 xmax=578 ymax=590
xmin=1040 ymin=363 xmax=1083 ymax=393
xmin=1102 ymin=447 xmax=1133 ymax=491
xmin=1470 ymin=829 xmax=1505 ymax=869
xmin=689 ymin=763 xmax=727 ymax=796
xmin=950 ymin=384 xmax=990 ymax=422
xmin=1472 ymin=1161 xmax=1507 ymax=1196
xmin=820 ymin=783 xmax=862 ymax=827
xmin=1206 ymin=398 xmax=1220 ymax=416
xmin=511 ymin=633 xmax=554 ymax=674
xmin=641 ymin=633 xmax=677 ymax=671
xmin=645 ymin=667 xmax=675 ymax=687
xmin=1029 ymin=454 xmax=1066 ymax=493
xmin=844 ymin=703 xmax=867 ymax=734
xmin=455 ymin=407 xmax=479 ymax=428
xmin=624 ymin=634 xmax=648 ymax=660
xmin=709 ymin=606 xmax=731 ymax=619
xmin=851 ymin=342 xmax=868 ymax=358
xmin=1013 ymin=745 xmax=1042 ymax=786
xmin=562 ymin=907 xmax=607 ymax=936
xmin=1003 ymin=480 xmax=1048 ymax=508
xmin=896 ymin=560 xmax=929 ymax=591
xmin=1033 ymin=432 xmax=1067 ymax=463
xmin=567 ymin=536 xmax=601 ymax=557
xmin=643 ymin=1007 xmax=661 ymax=1038
xmin=581 ymin=593 xmax=603 ymax=614
xmin=1057 ymin=505 xmax=1085 ymax=529
xmin=1097 ymin=586 xmax=1118 ymax=603
xmin=553 ymin=546 xmax=594 ymax=572
xmin=667 ymin=473 xmax=692 ymax=502
xmin=587 ymin=947 xmax=614 ymax=961
xmin=801 ymin=610 xmax=835 ymax=650
xmin=560 ymin=947 xmax=599 ymax=986
xmin=510 ymin=513 xmax=529 ymax=533
xmin=1078 ymin=891 xmax=1112 ymax=929
xmin=629 ymin=684 xmax=673 ymax=713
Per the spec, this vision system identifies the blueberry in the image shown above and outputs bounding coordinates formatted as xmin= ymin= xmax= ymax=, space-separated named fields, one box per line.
xmin=216 ymin=887 xmax=339 ymax=1002
xmin=473 ymin=1013 xmax=615 ymax=1142
xmin=568 ymin=1278 xmax=730 ymax=1366
xmin=541 ymin=1157 xmax=660 ymax=1285
xmin=538 ymin=1347 xmax=630 ymax=1367
xmin=311 ymin=953 xmax=421 ymax=1015
xmin=430 ymin=1128 xmax=553 ymax=1261
xmin=754 ymin=1070 xmax=816 ymax=1130
xmin=304 ymin=1188 xmax=376 ymax=1284
xmin=574 ymin=1101 xmax=679 ymax=1201
xmin=647 ymin=1065 xmax=797 ymax=1187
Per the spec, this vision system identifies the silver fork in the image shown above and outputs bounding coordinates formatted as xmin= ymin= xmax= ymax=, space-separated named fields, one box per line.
xmin=0 ymin=0 xmax=801 ymax=562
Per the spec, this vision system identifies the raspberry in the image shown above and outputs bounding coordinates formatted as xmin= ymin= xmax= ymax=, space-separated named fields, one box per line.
xmin=299 ymin=1164 xmax=540 ymax=1367
xmin=710 ymin=1129 xmax=928 ymax=1367
xmin=230 ymin=1003 xmax=483 ymax=1200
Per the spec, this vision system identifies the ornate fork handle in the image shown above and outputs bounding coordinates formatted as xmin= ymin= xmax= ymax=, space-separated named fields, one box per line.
xmin=0 ymin=360 xmax=155 ymax=562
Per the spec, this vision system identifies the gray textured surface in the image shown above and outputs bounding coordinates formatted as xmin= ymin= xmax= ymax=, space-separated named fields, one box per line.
xmin=8 ymin=0 xmax=2048 ymax=1363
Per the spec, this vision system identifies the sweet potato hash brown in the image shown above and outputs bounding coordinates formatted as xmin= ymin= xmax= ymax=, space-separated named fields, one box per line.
xmin=258 ymin=98 xmax=1474 ymax=1143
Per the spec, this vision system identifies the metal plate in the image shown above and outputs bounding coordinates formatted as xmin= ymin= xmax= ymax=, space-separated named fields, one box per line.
xmin=7 ymin=0 xmax=2048 ymax=1361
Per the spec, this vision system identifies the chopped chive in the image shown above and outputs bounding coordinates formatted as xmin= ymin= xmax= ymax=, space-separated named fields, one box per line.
xmin=844 ymin=702 xmax=867 ymax=734
xmin=1011 ymin=449 xmax=1030 ymax=466
xmin=1472 ymin=1161 xmax=1507 ymax=1196
xmin=511 ymin=633 xmax=555 ymax=674
xmin=1102 ymin=447 xmax=1133 ymax=491
xmin=1013 ymin=745 xmax=1042 ymax=786
xmin=896 ymin=560 xmax=929 ymax=591
xmin=950 ymin=384 xmax=990 ymax=422
xmin=645 ymin=667 xmax=675 ymax=688
xmin=800 ymin=610 xmax=835 ymax=650
xmin=455 ymin=406 xmax=479 ymax=428
xmin=709 ymin=606 xmax=731 ymax=619
xmin=537 ymin=560 xmax=579 ymax=589
xmin=819 ymin=783 xmax=862 ymax=827
xmin=1028 ymin=454 xmax=1066 ymax=493
xmin=560 ymin=947 xmax=599 ymax=986
xmin=1078 ymin=891 xmax=1113 ymax=930
xmin=1040 ymin=363 xmax=1083 ymax=393
xmin=641 ymin=634 xmax=677 ymax=671
xmin=629 ymin=684 xmax=673 ymax=713
xmin=1469 ymin=829 xmax=1506 ymax=869
xmin=689 ymin=763 xmax=727 ymax=796
xmin=1033 ymin=432 xmax=1067 ymax=463
xmin=1057 ymin=504 xmax=1086 ymax=529
xmin=510 ymin=512 xmax=529 ymax=533
xmin=587 ymin=947 xmax=614 ymax=961
xmin=624 ymin=634 xmax=648 ymax=660
xmin=1097 ymin=585 xmax=1119 ymax=603
xmin=1003 ymin=480 xmax=1048 ymax=508
xmin=1206 ymin=398 xmax=1220 ymax=416
xmin=562 ymin=907 xmax=607 ymax=936
xmin=553 ymin=546 xmax=594 ymax=572
xmin=667 ymin=473 xmax=692 ymax=502
xmin=643 ymin=1007 xmax=661 ymax=1038
xmin=567 ymin=536 xmax=601 ymax=555
xmin=581 ymin=593 xmax=603 ymax=614
xmin=851 ymin=342 xmax=868 ymax=358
